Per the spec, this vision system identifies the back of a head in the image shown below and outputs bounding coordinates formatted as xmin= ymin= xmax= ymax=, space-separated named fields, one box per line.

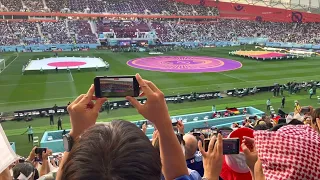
xmin=311 ymin=108 xmax=320 ymax=132
xmin=13 ymin=162 xmax=35 ymax=180
xmin=183 ymin=134 xmax=197 ymax=160
xmin=254 ymin=124 xmax=269 ymax=131
xmin=288 ymin=119 xmax=304 ymax=125
xmin=61 ymin=120 xmax=161 ymax=180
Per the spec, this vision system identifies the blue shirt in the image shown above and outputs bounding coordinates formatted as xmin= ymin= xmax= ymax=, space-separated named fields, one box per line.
xmin=186 ymin=152 xmax=204 ymax=177
xmin=175 ymin=175 xmax=193 ymax=180
xmin=161 ymin=168 xmax=200 ymax=180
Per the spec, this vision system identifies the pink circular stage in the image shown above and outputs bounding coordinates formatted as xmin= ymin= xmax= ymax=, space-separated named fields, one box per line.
xmin=127 ymin=56 xmax=242 ymax=73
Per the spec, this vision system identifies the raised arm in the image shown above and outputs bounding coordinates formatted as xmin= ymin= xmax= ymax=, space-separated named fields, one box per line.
xmin=0 ymin=167 xmax=11 ymax=180
xmin=56 ymin=85 xmax=106 ymax=180
xmin=127 ymin=74 xmax=188 ymax=180
xmin=40 ymin=149 xmax=52 ymax=176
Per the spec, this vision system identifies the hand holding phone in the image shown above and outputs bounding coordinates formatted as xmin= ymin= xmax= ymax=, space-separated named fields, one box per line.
xmin=94 ymin=76 xmax=140 ymax=98
xmin=34 ymin=148 xmax=47 ymax=161
xmin=198 ymin=134 xmax=223 ymax=180
xmin=204 ymin=138 xmax=240 ymax=154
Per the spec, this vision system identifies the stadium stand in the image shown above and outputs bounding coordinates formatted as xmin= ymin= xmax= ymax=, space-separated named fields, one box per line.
xmin=2 ymin=19 xmax=320 ymax=46
xmin=23 ymin=0 xmax=45 ymax=12
xmin=40 ymin=21 xmax=73 ymax=44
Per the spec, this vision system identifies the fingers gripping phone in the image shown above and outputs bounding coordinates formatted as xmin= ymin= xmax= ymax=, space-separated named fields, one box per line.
xmin=94 ymin=76 xmax=140 ymax=98
xmin=35 ymin=148 xmax=47 ymax=161
xmin=204 ymin=138 xmax=240 ymax=155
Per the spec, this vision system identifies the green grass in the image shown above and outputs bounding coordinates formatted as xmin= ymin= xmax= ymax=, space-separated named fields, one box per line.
xmin=1 ymin=46 xmax=320 ymax=156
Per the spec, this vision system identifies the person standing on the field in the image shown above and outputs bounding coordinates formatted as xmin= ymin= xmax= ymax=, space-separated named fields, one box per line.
xmin=53 ymin=104 xmax=58 ymax=113
xmin=26 ymin=125 xmax=33 ymax=143
xmin=309 ymin=88 xmax=314 ymax=99
xmin=57 ymin=117 xmax=62 ymax=130
xmin=281 ymin=96 xmax=286 ymax=108
xmin=49 ymin=114 xmax=54 ymax=125
xmin=280 ymin=85 xmax=284 ymax=96
xmin=106 ymin=101 xmax=110 ymax=114
xmin=266 ymin=99 xmax=271 ymax=111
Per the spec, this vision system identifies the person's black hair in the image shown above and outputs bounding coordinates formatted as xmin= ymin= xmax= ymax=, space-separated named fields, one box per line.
xmin=217 ymin=126 xmax=233 ymax=132
xmin=61 ymin=120 xmax=161 ymax=180
xmin=288 ymin=119 xmax=304 ymax=125
xmin=278 ymin=118 xmax=286 ymax=124
xmin=269 ymin=124 xmax=287 ymax=131
xmin=254 ymin=124 xmax=269 ymax=130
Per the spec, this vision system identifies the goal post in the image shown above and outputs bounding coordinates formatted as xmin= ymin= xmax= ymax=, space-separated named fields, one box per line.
xmin=0 ymin=59 xmax=5 ymax=73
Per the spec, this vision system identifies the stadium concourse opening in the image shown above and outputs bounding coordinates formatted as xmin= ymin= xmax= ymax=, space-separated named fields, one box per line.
xmin=127 ymin=56 xmax=242 ymax=73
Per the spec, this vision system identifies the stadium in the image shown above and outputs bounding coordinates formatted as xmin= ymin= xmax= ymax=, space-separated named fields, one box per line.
xmin=0 ymin=0 xmax=320 ymax=179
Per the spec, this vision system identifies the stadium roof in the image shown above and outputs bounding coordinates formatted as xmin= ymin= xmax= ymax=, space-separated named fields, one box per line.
xmin=219 ymin=0 xmax=320 ymax=13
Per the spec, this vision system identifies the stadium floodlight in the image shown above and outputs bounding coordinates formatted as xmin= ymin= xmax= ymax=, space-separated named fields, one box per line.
xmin=0 ymin=59 xmax=5 ymax=73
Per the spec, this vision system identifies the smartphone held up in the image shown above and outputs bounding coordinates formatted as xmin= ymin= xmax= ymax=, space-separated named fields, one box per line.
xmin=204 ymin=138 xmax=240 ymax=155
xmin=94 ymin=76 xmax=140 ymax=98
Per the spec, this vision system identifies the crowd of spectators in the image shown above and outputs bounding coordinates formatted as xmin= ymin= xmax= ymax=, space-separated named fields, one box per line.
xmin=23 ymin=0 xmax=45 ymax=12
xmin=68 ymin=20 xmax=97 ymax=44
xmin=45 ymin=0 xmax=65 ymax=12
xmin=0 ymin=0 xmax=23 ymax=12
xmin=154 ymin=19 xmax=320 ymax=43
xmin=1 ymin=74 xmax=319 ymax=180
xmin=0 ymin=0 xmax=219 ymax=15
xmin=0 ymin=22 xmax=20 ymax=45
xmin=1 ymin=19 xmax=320 ymax=45
xmin=40 ymin=21 xmax=73 ymax=44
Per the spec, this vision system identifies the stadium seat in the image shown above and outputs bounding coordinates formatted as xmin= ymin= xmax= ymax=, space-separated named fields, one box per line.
xmin=113 ymin=103 xmax=118 ymax=109
xmin=48 ymin=110 xmax=55 ymax=114
xmin=32 ymin=111 xmax=40 ymax=116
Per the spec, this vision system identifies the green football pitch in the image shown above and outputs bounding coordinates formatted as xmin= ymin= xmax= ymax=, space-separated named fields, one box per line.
xmin=1 ymin=46 xmax=320 ymax=156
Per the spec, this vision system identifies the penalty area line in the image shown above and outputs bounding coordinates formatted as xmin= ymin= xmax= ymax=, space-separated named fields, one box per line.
xmin=69 ymin=70 xmax=74 ymax=82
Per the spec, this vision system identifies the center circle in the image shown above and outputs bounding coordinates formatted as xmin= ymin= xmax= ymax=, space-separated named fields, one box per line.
xmin=164 ymin=60 xmax=203 ymax=65
xmin=127 ymin=56 xmax=242 ymax=73
xmin=47 ymin=61 xmax=86 ymax=67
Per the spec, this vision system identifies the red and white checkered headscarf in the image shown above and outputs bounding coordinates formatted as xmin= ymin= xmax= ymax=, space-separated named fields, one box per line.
xmin=254 ymin=125 xmax=320 ymax=180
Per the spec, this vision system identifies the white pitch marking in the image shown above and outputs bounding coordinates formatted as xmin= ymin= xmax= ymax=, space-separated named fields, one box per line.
xmin=0 ymin=53 xmax=19 ymax=74
xmin=0 ymin=80 xmax=72 ymax=87
xmin=0 ymin=96 xmax=77 ymax=105
xmin=69 ymin=70 xmax=74 ymax=82
xmin=218 ymin=72 xmax=249 ymax=82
